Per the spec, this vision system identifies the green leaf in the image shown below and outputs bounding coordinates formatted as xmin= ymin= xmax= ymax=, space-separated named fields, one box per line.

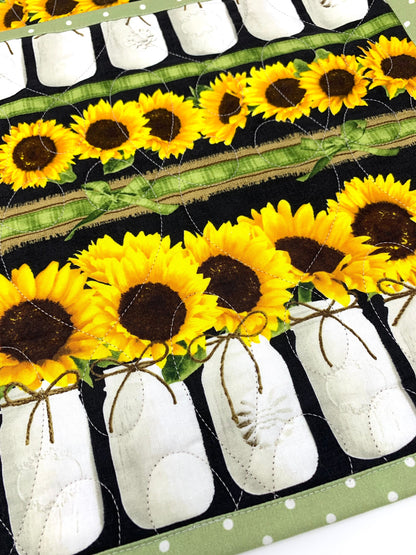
xmin=314 ymin=48 xmax=331 ymax=61
xmin=71 ymin=357 xmax=94 ymax=387
xmin=56 ymin=166 xmax=77 ymax=184
xmin=271 ymin=319 xmax=291 ymax=337
xmin=292 ymin=58 xmax=310 ymax=76
xmin=65 ymin=209 xmax=105 ymax=241
xmin=162 ymin=346 xmax=206 ymax=384
xmin=297 ymin=156 xmax=333 ymax=182
xmin=297 ymin=282 xmax=315 ymax=303
xmin=0 ymin=385 xmax=6 ymax=401
xmin=102 ymin=156 xmax=135 ymax=175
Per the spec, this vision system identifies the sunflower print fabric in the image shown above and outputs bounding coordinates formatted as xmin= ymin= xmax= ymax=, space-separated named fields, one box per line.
xmin=2 ymin=1 xmax=416 ymax=555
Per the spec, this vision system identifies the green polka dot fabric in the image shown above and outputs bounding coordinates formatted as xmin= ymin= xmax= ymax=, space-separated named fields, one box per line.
xmin=0 ymin=2 xmax=416 ymax=555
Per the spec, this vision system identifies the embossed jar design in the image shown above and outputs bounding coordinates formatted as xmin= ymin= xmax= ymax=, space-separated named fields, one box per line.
xmin=236 ymin=0 xmax=304 ymax=41
xmin=103 ymin=364 xmax=214 ymax=529
xmin=0 ymin=388 xmax=104 ymax=555
xmin=101 ymin=15 xmax=168 ymax=70
xmin=32 ymin=28 xmax=96 ymax=87
xmin=201 ymin=335 xmax=318 ymax=494
xmin=290 ymin=297 xmax=416 ymax=459
xmin=301 ymin=0 xmax=368 ymax=30
xmin=168 ymin=0 xmax=237 ymax=56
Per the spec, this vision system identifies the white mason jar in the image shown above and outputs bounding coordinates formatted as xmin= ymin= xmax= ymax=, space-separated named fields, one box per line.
xmin=101 ymin=15 xmax=168 ymax=70
xmin=385 ymin=292 xmax=416 ymax=369
xmin=32 ymin=28 xmax=96 ymax=87
xmin=302 ymin=0 xmax=368 ymax=30
xmin=236 ymin=0 xmax=304 ymax=41
xmin=291 ymin=298 xmax=416 ymax=459
xmin=201 ymin=335 xmax=318 ymax=495
xmin=168 ymin=0 xmax=238 ymax=56
xmin=0 ymin=388 xmax=104 ymax=555
xmin=103 ymin=364 xmax=214 ymax=530
xmin=0 ymin=39 xmax=26 ymax=100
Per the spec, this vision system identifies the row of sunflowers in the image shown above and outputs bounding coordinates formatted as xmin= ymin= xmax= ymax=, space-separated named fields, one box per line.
xmin=0 ymin=172 xmax=415 ymax=392
xmin=0 ymin=0 xmax=132 ymax=29
xmin=1 ymin=35 xmax=415 ymax=190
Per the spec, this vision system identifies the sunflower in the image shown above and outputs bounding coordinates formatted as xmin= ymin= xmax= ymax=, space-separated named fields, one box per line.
xmin=0 ymin=262 xmax=109 ymax=389
xmin=0 ymin=120 xmax=78 ymax=190
xmin=359 ymin=35 xmax=416 ymax=99
xmin=70 ymin=231 xmax=171 ymax=283
xmin=199 ymin=72 xmax=249 ymax=145
xmin=244 ymin=61 xmax=311 ymax=122
xmin=239 ymin=200 xmax=389 ymax=306
xmin=327 ymin=174 xmax=416 ymax=282
xmin=88 ymin=241 xmax=219 ymax=364
xmin=184 ymin=222 xmax=292 ymax=340
xmin=0 ymin=1 xmax=27 ymax=32
xmin=27 ymin=0 xmax=82 ymax=21
xmin=76 ymin=0 xmax=128 ymax=11
xmin=299 ymin=53 xmax=369 ymax=115
xmin=137 ymin=90 xmax=202 ymax=159
xmin=71 ymin=99 xmax=149 ymax=165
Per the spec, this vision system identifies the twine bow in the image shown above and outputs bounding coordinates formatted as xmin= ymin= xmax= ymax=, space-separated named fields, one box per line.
xmin=188 ymin=311 xmax=268 ymax=423
xmin=377 ymin=278 xmax=416 ymax=326
xmin=92 ymin=342 xmax=176 ymax=433
xmin=290 ymin=298 xmax=377 ymax=367
xmin=0 ymin=370 xmax=79 ymax=445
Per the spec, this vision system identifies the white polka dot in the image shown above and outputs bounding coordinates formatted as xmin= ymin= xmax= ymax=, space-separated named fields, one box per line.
xmin=66 ymin=20 xmax=72 ymax=25
xmin=388 ymin=491 xmax=399 ymax=503
xmin=285 ymin=499 xmax=296 ymax=510
xmin=405 ymin=457 xmax=415 ymax=468
xmin=28 ymin=28 xmax=34 ymax=33
xmin=404 ymin=20 xmax=411 ymax=28
xmin=326 ymin=513 xmax=337 ymax=524
xmin=262 ymin=536 xmax=273 ymax=546
xmin=409 ymin=0 xmax=415 ymax=5
xmin=223 ymin=518 xmax=234 ymax=531
xmin=159 ymin=540 xmax=170 ymax=553
xmin=345 ymin=478 xmax=356 ymax=488
xmin=102 ymin=11 xmax=109 ymax=16
xmin=140 ymin=3 xmax=146 ymax=8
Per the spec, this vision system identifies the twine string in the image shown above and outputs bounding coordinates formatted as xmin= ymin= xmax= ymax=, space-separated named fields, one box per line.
xmin=290 ymin=298 xmax=377 ymax=367
xmin=188 ymin=311 xmax=268 ymax=423
xmin=377 ymin=278 xmax=416 ymax=326
xmin=0 ymin=370 xmax=79 ymax=445
xmin=92 ymin=342 xmax=175 ymax=433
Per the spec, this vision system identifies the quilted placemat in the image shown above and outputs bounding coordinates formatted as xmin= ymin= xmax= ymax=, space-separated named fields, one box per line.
xmin=1 ymin=1 xmax=416 ymax=554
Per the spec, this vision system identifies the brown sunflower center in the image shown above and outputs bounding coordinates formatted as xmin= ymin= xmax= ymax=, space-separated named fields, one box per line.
xmin=4 ymin=3 xmax=23 ymax=28
xmin=45 ymin=0 xmax=77 ymax=16
xmin=265 ymin=78 xmax=306 ymax=108
xmin=118 ymin=283 xmax=186 ymax=342
xmin=144 ymin=109 xmax=181 ymax=142
xmin=0 ymin=299 xmax=73 ymax=364
xmin=219 ymin=92 xmax=242 ymax=124
xmin=12 ymin=136 xmax=57 ymax=172
xmin=319 ymin=69 xmax=355 ymax=97
xmin=86 ymin=119 xmax=129 ymax=150
xmin=380 ymin=54 xmax=416 ymax=80
xmin=198 ymin=254 xmax=261 ymax=313
xmin=352 ymin=201 xmax=416 ymax=260
xmin=275 ymin=237 xmax=345 ymax=273
xmin=92 ymin=0 xmax=118 ymax=5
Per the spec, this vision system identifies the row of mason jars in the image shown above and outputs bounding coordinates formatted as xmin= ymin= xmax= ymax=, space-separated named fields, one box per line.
xmin=1 ymin=0 xmax=369 ymax=98
xmin=1 ymin=293 xmax=414 ymax=555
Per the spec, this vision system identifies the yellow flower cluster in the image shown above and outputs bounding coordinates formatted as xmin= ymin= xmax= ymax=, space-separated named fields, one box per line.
xmin=1 ymin=173 xmax=414 ymax=388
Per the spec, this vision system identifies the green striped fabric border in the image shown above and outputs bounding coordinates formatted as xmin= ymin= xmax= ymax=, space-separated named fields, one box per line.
xmin=0 ymin=0 xmax=211 ymax=43
xmin=96 ymin=452 xmax=416 ymax=554
xmin=387 ymin=0 xmax=416 ymax=42
xmin=2 ymin=113 xmax=415 ymax=244
xmin=0 ymin=12 xmax=400 ymax=121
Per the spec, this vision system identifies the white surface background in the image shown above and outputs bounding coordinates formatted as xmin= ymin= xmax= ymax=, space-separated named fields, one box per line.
xmin=242 ymin=493 xmax=416 ymax=554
